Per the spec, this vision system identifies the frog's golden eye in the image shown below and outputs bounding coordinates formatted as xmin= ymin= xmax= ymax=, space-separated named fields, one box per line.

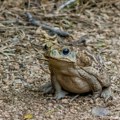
xmin=62 ymin=48 xmax=70 ymax=55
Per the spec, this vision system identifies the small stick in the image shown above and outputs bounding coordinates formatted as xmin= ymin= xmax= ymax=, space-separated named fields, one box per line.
xmin=39 ymin=64 xmax=50 ymax=74
xmin=25 ymin=12 xmax=70 ymax=37
xmin=57 ymin=0 xmax=76 ymax=12
xmin=70 ymin=95 xmax=79 ymax=102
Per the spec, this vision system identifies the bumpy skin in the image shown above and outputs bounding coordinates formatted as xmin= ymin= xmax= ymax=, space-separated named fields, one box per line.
xmin=42 ymin=43 xmax=111 ymax=100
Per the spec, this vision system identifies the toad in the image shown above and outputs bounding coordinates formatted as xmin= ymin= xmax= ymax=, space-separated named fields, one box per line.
xmin=41 ymin=42 xmax=112 ymax=101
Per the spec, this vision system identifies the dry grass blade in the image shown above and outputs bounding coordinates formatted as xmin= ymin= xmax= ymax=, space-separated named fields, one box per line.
xmin=0 ymin=45 xmax=15 ymax=57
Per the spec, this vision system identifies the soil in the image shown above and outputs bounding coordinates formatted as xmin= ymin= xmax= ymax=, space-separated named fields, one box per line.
xmin=0 ymin=0 xmax=120 ymax=120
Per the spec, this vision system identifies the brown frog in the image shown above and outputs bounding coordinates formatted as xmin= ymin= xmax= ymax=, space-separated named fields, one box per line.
xmin=41 ymin=42 xmax=112 ymax=100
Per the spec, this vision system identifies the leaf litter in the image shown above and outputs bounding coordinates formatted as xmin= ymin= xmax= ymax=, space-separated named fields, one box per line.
xmin=0 ymin=0 xmax=120 ymax=120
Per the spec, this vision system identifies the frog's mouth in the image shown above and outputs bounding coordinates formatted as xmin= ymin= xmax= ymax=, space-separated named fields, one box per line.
xmin=49 ymin=56 xmax=76 ymax=63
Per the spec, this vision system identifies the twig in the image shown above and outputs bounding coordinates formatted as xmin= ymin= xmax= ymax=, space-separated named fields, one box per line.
xmin=57 ymin=0 xmax=76 ymax=12
xmin=80 ymin=0 xmax=91 ymax=13
xmin=70 ymin=95 xmax=79 ymax=102
xmin=0 ymin=45 xmax=15 ymax=57
xmin=68 ymin=35 xmax=88 ymax=46
xmin=25 ymin=12 xmax=70 ymax=37
xmin=39 ymin=64 xmax=50 ymax=74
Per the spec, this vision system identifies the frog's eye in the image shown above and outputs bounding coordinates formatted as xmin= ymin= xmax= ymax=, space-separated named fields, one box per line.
xmin=62 ymin=48 xmax=70 ymax=55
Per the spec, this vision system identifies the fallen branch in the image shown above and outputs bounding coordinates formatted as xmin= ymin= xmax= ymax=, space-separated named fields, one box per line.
xmin=25 ymin=12 xmax=70 ymax=37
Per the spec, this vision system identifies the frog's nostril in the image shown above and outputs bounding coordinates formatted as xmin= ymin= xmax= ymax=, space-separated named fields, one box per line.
xmin=44 ymin=44 xmax=48 ymax=50
xmin=62 ymin=48 xmax=69 ymax=55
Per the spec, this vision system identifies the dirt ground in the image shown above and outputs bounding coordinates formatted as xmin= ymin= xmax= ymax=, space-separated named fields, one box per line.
xmin=0 ymin=0 xmax=120 ymax=120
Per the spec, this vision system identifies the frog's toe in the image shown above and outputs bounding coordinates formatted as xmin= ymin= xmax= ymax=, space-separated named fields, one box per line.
xmin=54 ymin=91 xmax=68 ymax=100
xmin=40 ymin=82 xmax=53 ymax=94
xmin=92 ymin=91 xmax=101 ymax=100
xmin=101 ymin=87 xmax=112 ymax=101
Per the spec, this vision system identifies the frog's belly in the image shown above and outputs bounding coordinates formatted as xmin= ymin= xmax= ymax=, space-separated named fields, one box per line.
xmin=56 ymin=74 xmax=91 ymax=93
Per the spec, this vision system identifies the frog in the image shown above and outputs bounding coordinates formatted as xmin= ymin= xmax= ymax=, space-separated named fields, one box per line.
xmin=41 ymin=42 xmax=112 ymax=101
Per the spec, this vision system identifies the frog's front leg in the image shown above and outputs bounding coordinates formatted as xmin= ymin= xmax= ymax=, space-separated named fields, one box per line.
xmin=52 ymin=75 xmax=68 ymax=99
xmin=78 ymin=68 xmax=102 ymax=98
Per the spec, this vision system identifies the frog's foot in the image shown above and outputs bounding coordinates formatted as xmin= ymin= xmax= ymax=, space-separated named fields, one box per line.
xmin=92 ymin=90 xmax=102 ymax=100
xmin=54 ymin=90 xmax=68 ymax=100
xmin=101 ymin=87 xmax=112 ymax=101
xmin=40 ymin=82 xmax=53 ymax=94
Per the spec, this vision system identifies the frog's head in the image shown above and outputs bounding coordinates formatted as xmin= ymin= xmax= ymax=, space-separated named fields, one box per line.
xmin=43 ymin=42 xmax=76 ymax=63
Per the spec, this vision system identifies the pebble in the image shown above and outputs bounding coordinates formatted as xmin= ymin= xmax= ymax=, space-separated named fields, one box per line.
xmin=61 ymin=99 xmax=69 ymax=104
xmin=92 ymin=106 xmax=110 ymax=116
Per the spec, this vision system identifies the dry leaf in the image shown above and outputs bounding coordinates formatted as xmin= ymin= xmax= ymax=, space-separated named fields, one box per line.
xmin=24 ymin=114 xmax=33 ymax=119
